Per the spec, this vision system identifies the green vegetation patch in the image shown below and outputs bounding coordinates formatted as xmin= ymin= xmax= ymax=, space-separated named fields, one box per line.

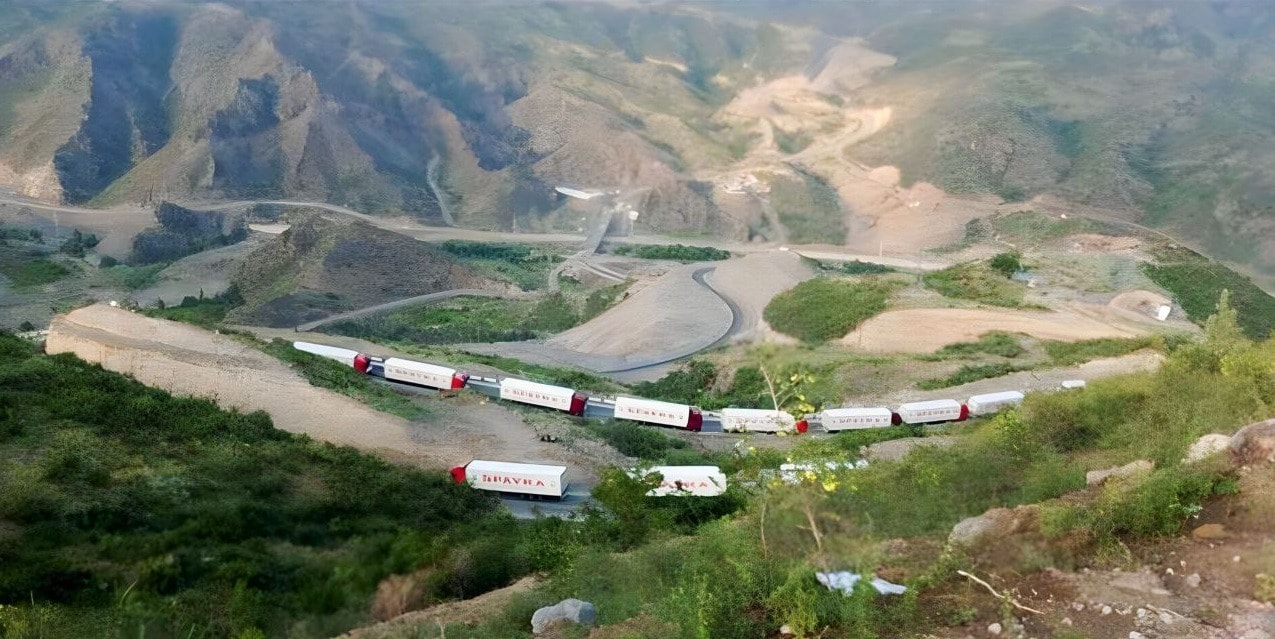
xmin=917 ymin=362 xmax=1023 ymax=390
xmin=0 ymin=258 xmax=69 ymax=288
xmin=923 ymin=260 xmax=1026 ymax=307
xmin=1044 ymin=336 xmax=1161 ymax=367
xmin=326 ymin=288 xmax=627 ymax=346
xmin=0 ymin=333 xmax=504 ymax=636
xmin=764 ymin=278 xmax=893 ymax=344
xmin=99 ymin=262 xmax=167 ymax=290
xmin=142 ymin=288 xmax=244 ymax=329
xmin=1141 ymin=247 xmax=1275 ymax=340
xmin=435 ymin=240 xmax=563 ymax=291
xmin=929 ymin=331 xmax=1026 ymax=359
xmin=768 ymin=169 xmax=846 ymax=244
xmin=612 ymin=243 xmax=731 ymax=262
xmin=990 ymin=210 xmax=1096 ymax=243
xmin=583 ymin=420 xmax=690 ymax=461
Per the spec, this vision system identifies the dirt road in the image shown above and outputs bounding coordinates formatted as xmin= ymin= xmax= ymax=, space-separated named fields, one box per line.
xmin=45 ymin=304 xmax=616 ymax=485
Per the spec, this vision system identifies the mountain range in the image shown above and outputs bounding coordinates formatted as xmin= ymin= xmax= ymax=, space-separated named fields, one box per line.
xmin=4 ymin=1 xmax=1275 ymax=276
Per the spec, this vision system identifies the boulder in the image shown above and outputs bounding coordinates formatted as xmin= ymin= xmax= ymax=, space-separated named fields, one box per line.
xmin=1185 ymin=434 xmax=1233 ymax=463
xmin=949 ymin=505 xmax=1039 ymax=548
xmin=531 ymin=599 xmax=596 ymax=635
xmin=1086 ymin=460 xmax=1154 ymax=486
xmin=1191 ymin=523 xmax=1231 ymax=540
xmin=1230 ymin=419 xmax=1275 ymax=466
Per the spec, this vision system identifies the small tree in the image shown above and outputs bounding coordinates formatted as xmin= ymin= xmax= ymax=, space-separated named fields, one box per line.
xmin=989 ymin=252 xmax=1022 ymax=278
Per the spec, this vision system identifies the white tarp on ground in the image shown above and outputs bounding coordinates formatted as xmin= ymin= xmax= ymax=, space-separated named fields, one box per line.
xmin=815 ymin=572 xmax=908 ymax=596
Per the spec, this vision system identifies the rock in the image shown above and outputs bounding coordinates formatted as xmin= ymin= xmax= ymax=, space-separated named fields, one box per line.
xmin=1185 ymin=434 xmax=1233 ymax=463
xmin=1086 ymin=460 xmax=1154 ymax=486
xmin=949 ymin=505 xmax=1039 ymax=548
xmin=531 ymin=599 xmax=596 ymax=635
xmin=1062 ymin=617 xmax=1073 ymax=626
xmin=1192 ymin=523 xmax=1231 ymax=540
xmin=987 ymin=622 xmax=1003 ymax=635
xmin=1185 ymin=573 xmax=1201 ymax=588
xmin=1231 ymin=419 xmax=1275 ymax=465
xmin=1130 ymin=632 xmax=1148 ymax=639
xmin=1102 ymin=606 xmax=1113 ymax=615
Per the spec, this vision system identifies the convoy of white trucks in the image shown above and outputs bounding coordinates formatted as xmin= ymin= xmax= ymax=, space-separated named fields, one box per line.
xmin=292 ymin=341 xmax=1059 ymax=503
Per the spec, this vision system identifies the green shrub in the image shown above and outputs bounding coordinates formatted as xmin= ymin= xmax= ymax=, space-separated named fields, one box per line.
xmin=989 ymin=252 xmax=1022 ymax=277
xmin=923 ymin=261 xmax=1026 ymax=307
xmin=1044 ymin=336 xmax=1160 ymax=366
xmin=917 ymin=362 xmax=1022 ymax=390
xmin=0 ymin=258 xmax=69 ymax=288
xmin=612 ymin=243 xmax=731 ymax=262
xmin=931 ymin=331 xmax=1026 ymax=359
xmin=764 ymin=278 xmax=892 ymax=344
xmin=584 ymin=420 xmax=689 ymax=460
xmin=837 ymin=260 xmax=895 ymax=275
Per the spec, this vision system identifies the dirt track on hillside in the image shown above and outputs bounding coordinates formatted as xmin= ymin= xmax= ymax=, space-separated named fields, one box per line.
xmin=842 ymin=307 xmax=1146 ymax=354
xmin=45 ymin=304 xmax=611 ymax=483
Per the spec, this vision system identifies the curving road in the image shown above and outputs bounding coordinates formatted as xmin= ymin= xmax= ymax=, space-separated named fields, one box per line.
xmin=294 ymin=289 xmax=506 ymax=332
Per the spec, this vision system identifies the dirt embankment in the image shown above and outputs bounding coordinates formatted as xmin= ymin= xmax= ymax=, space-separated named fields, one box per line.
xmin=44 ymin=304 xmax=611 ymax=484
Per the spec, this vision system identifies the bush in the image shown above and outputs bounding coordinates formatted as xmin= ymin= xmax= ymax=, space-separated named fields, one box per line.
xmin=917 ymin=362 xmax=1022 ymax=390
xmin=584 ymin=420 xmax=689 ymax=460
xmin=931 ymin=332 xmax=1026 ymax=359
xmin=612 ymin=243 xmax=731 ymax=262
xmin=98 ymin=255 xmax=118 ymax=268
xmin=989 ymin=252 xmax=1022 ymax=277
xmin=923 ymin=261 xmax=1026 ymax=307
xmin=1044 ymin=336 xmax=1160 ymax=366
xmin=764 ymin=278 xmax=892 ymax=344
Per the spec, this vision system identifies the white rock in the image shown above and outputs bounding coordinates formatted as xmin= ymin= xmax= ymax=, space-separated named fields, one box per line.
xmin=1102 ymin=606 xmax=1113 ymax=615
xmin=988 ymin=622 xmax=1003 ymax=635
xmin=1130 ymin=632 xmax=1148 ymax=639
xmin=1062 ymin=617 xmax=1073 ymax=626
xmin=1185 ymin=573 xmax=1201 ymax=588
xmin=1184 ymin=433 xmax=1232 ymax=463
xmin=1159 ymin=611 xmax=1174 ymax=624
xmin=1072 ymin=602 xmax=1085 ymax=611
xmin=780 ymin=624 xmax=793 ymax=635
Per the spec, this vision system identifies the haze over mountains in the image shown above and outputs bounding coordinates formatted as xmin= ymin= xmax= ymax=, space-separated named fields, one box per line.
xmin=4 ymin=1 xmax=1275 ymax=274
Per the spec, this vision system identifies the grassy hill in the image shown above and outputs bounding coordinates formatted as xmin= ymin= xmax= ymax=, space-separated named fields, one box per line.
xmin=227 ymin=214 xmax=495 ymax=327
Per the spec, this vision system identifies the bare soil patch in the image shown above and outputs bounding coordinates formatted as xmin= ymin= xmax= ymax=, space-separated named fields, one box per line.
xmin=340 ymin=576 xmax=541 ymax=639
xmin=842 ymin=307 xmax=1146 ymax=354
xmin=45 ymin=305 xmax=607 ymax=485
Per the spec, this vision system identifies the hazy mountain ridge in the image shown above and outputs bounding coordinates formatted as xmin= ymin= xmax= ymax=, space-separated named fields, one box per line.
xmin=5 ymin=1 xmax=1275 ymax=274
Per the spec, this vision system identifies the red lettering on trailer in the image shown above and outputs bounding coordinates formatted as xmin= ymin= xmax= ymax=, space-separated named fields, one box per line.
xmin=480 ymin=474 xmax=548 ymax=487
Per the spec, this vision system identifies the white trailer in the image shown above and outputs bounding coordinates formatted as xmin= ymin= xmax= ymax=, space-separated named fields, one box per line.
xmin=450 ymin=460 xmax=567 ymax=499
xmin=382 ymin=357 xmax=468 ymax=390
xmin=293 ymin=341 xmax=370 ymax=372
xmin=613 ymin=396 xmax=703 ymax=431
xmin=719 ymin=408 xmax=806 ymax=434
xmin=499 ymin=378 xmax=586 ymax=415
xmin=635 ymin=466 xmax=728 ymax=497
xmin=819 ymin=407 xmax=894 ymax=431
xmin=896 ymin=399 xmax=968 ymax=424
xmin=966 ymin=391 xmax=1025 ymax=416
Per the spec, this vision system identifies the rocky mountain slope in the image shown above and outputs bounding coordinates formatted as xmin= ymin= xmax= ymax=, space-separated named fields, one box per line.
xmin=4 ymin=1 xmax=1275 ymax=276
